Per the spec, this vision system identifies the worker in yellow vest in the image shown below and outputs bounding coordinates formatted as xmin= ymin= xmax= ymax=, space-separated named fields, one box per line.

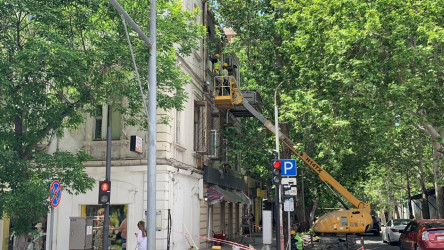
xmin=211 ymin=54 xmax=221 ymax=75
xmin=290 ymin=230 xmax=303 ymax=250
xmin=222 ymin=63 xmax=229 ymax=95
xmin=210 ymin=54 xmax=222 ymax=95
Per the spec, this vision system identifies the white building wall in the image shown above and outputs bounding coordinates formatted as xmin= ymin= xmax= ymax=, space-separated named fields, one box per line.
xmin=50 ymin=165 xmax=146 ymax=250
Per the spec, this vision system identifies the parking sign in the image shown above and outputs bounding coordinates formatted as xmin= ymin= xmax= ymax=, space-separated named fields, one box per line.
xmin=280 ymin=159 xmax=297 ymax=176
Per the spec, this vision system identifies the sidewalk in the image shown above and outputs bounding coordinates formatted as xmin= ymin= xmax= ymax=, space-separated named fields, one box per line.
xmin=200 ymin=232 xmax=275 ymax=250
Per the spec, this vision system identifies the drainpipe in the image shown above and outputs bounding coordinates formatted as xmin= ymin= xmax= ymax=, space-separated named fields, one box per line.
xmin=203 ymin=0 xmax=208 ymax=84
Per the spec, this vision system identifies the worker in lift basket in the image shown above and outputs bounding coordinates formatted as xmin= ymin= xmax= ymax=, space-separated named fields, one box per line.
xmin=290 ymin=230 xmax=303 ymax=250
xmin=210 ymin=54 xmax=222 ymax=95
xmin=210 ymin=54 xmax=221 ymax=75
xmin=222 ymin=63 xmax=230 ymax=95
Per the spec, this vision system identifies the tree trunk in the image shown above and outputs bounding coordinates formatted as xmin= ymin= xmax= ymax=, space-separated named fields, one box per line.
xmin=13 ymin=234 xmax=28 ymax=250
xmin=280 ymin=123 xmax=308 ymax=231
xmin=436 ymin=185 xmax=444 ymax=219
xmin=309 ymin=191 xmax=319 ymax=224
xmin=384 ymin=181 xmax=393 ymax=221
xmin=378 ymin=187 xmax=387 ymax=224
xmin=432 ymin=140 xmax=444 ymax=218
xmin=421 ymin=196 xmax=430 ymax=219
xmin=419 ymin=123 xmax=444 ymax=218
xmin=407 ymin=172 xmax=414 ymax=219
xmin=418 ymin=159 xmax=430 ymax=219
xmin=394 ymin=205 xmax=400 ymax=219
xmin=380 ymin=208 xmax=387 ymax=225
xmin=300 ymin=167 xmax=308 ymax=231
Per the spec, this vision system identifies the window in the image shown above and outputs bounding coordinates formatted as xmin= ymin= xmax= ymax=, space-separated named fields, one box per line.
xmin=82 ymin=205 xmax=127 ymax=249
xmin=94 ymin=105 xmax=103 ymax=140
xmin=94 ymin=105 xmax=121 ymax=140
xmin=194 ymin=101 xmax=210 ymax=153
xmin=208 ymin=130 xmax=218 ymax=158
xmin=175 ymin=110 xmax=182 ymax=145
xmin=341 ymin=217 xmax=348 ymax=227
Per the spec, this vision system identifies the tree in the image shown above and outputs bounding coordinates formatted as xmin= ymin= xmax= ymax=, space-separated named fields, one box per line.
xmin=214 ymin=0 xmax=444 ymax=224
xmin=0 ymin=0 xmax=204 ymax=248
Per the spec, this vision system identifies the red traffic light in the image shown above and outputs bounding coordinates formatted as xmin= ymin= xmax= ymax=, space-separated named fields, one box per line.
xmin=100 ymin=182 xmax=110 ymax=192
xmin=273 ymin=160 xmax=282 ymax=169
xmin=98 ymin=180 xmax=111 ymax=205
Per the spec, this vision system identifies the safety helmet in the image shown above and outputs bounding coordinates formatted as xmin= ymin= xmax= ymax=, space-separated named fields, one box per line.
xmin=215 ymin=54 xmax=220 ymax=58
xmin=290 ymin=230 xmax=296 ymax=235
xmin=223 ymin=63 xmax=228 ymax=67
xmin=215 ymin=66 xmax=220 ymax=69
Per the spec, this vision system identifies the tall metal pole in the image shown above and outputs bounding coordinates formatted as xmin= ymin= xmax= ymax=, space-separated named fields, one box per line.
xmin=147 ymin=0 xmax=157 ymax=249
xmin=108 ymin=1 xmax=156 ymax=248
xmin=103 ymin=125 xmax=112 ymax=249
xmin=274 ymin=82 xmax=284 ymax=250
xmin=274 ymin=152 xmax=281 ymax=250
xmin=49 ymin=207 xmax=54 ymax=250
xmin=288 ymin=210 xmax=291 ymax=249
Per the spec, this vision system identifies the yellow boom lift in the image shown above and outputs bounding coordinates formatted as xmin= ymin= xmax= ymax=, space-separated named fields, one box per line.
xmin=214 ymin=79 xmax=373 ymax=248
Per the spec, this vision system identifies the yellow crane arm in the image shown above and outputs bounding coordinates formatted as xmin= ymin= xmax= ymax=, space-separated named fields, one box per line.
xmin=242 ymin=100 xmax=370 ymax=212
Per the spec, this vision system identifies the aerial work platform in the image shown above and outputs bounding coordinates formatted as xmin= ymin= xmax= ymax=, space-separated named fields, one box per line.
xmin=214 ymin=76 xmax=243 ymax=110
xmin=213 ymin=76 xmax=262 ymax=116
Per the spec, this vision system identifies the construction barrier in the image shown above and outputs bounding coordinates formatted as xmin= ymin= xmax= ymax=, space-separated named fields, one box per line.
xmin=171 ymin=229 xmax=256 ymax=250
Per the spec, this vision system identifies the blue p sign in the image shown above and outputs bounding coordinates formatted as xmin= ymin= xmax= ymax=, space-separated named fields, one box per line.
xmin=281 ymin=159 xmax=297 ymax=176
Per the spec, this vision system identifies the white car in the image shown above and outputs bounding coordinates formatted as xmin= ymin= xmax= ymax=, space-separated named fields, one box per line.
xmin=381 ymin=219 xmax=411 ymax=245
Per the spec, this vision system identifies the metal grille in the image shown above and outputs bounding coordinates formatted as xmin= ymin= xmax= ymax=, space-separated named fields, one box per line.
xmin=208 ymin=130 xmax=218 ymax=158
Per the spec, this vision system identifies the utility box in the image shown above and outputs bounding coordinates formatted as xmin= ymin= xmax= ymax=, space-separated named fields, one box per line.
xmin=262 ymin=210 xmax=272 ymax=245
xmin=69 ymin=217 xmax=94 ymax=250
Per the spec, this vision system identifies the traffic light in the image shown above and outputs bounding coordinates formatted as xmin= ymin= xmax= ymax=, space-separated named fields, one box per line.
xmin=98 ymin=180 xmax=111 ymax=205
xmin=272 ymin=160 xmax=282 ymax=184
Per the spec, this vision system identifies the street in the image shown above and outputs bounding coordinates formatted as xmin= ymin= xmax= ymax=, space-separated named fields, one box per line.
xmin=356 ymin=233 xmax=399 ymax=250
xmin=202 ymin=233 xmax=400 ymax=250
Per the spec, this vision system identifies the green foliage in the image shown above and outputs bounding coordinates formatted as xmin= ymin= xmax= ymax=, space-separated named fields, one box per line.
xmin=0 ymin=0 xmax=205 ymax=236
xmin=0 ymin=150 xmax=94 ymax=235
xmin=214 ymin=0 xmax=444 ymax=218
xmin=221 ymin=119 xmax=275 ymax=181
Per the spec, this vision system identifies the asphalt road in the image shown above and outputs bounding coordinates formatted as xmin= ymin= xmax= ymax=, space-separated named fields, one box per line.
xmin=357 ymin=233 xmax=399 ymax=250
xmin=200 ymin=233 xmax=400 ymax=250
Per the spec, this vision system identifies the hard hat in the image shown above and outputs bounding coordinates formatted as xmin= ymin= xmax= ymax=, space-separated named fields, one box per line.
xmin=291 ymin=230 xmax=296 ymax=235
xmin=215 ymin=54 xmax=220 ymax=58
xmin=215 ymin=66 xmax=220 ymax=69
xmin=223 ymin=63 xmax=228 ymax=67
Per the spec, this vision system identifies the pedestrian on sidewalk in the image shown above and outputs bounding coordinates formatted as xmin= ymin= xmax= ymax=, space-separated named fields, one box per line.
xmin=135 ymin=220 xmax=147 ymax=250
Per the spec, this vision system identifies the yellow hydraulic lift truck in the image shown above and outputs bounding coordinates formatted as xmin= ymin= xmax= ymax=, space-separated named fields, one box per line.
xmin=213 ymin=87 xmax=373 ymax=249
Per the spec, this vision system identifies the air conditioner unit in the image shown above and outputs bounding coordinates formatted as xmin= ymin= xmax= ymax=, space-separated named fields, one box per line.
xmin=224 ymin=57 xmax=233 ymax=67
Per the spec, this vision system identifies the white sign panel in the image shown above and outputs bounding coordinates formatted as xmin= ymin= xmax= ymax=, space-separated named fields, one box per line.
xmin=284 ymin=197 xmax=294 ymax=212
xmin=281 ymin=178 xmax=296 ymax=186
xmin=282 ymin=178 xmax=297 ymax=196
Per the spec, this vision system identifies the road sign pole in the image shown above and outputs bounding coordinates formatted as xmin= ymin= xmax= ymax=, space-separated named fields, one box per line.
xmin=274 ymin=152 xmax=281 ymax=250
xmin=48 ymin=180 xmax=61 ymax=250
xmin=288 ymin=210 xmax=291 ymax=249
xmin=49 ymin=207 xmax=54 ymax=250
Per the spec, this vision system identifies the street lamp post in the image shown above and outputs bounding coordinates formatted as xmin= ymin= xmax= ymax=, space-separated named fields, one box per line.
xmin=109 ymin=1 xmax=157 ymax=249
